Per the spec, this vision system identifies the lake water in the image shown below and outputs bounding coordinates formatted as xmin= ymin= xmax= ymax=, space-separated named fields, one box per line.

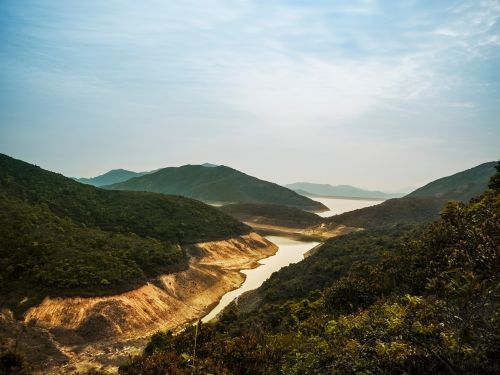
xmin=310 ymin=196 xmax=384 ymax=217
xmin=201 ymin=198 xmax=384 ymax=321
xmin=202 ymin=236 xmax=319 ymax=322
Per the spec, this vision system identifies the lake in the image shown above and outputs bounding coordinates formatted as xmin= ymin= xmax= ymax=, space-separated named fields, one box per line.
xmin=310 ymin=196 xmax=384 ymax=217
xmin=202 ymin=236 xmax=319 ymax=322
xmin=201 ymin=198 xmax=383 ymax=322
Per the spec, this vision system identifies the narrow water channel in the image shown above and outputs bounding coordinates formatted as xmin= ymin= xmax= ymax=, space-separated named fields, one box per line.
xmin=202 ymin=236 xmax=319 ymax=322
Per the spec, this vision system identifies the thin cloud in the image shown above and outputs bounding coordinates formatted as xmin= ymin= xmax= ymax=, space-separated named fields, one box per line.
xmin=0 ymin=0 xmax=499 ymax=190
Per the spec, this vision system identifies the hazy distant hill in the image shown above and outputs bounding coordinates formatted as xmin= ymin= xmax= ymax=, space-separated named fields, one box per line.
xmin=286 ymin=182 xmax=405 ymax=199
xmin=406 ymin=161 xmax=497 ymax=201
xmin=75 ymin=169 xmax=151 ymax=187
xmin=104 ymin=165 xmax=328 ymax=212
xmin=0 ymin=153 xmax=249 ymax=308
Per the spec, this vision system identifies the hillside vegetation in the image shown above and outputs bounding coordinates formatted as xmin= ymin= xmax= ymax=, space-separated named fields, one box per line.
xmin=121 ymin=165 xmax=499 ymax=375
xmin=219 ymin=203 xmax=323 ymax=228
xmin=104 ymin=165 xmax=328 ymax=212
xmin=407 ymin=161 xmax=496 ymax=201
xmin=325 ymin=162 xmax=497 ymax=230
xmin=216 ymin=162 xmax=497 ymax=233
xmin=0 ymin=154 xmax=250 ymax=308
xmin=328 ymin=196 xmax=446 ymax=229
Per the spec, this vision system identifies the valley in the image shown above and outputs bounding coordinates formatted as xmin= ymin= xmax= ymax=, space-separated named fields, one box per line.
xmin=202 ymin=236 xmax=320 ymax=322
xmin=0 ymin=154 xmax=498 ymax=374
xmin=3 ymin=2 xmax=500 ymax=373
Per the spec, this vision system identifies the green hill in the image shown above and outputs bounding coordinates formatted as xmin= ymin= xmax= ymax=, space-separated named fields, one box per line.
xmin=218 ymin=162 xmax=498 ymax=232
xmin=287 ymin=182 xmax=404 ymax=199
xmin=326 ymin=161 xmax=497 ymax=229
xmin=122 ymin=167 xmax=500 ymax=375
xmin=407 ymin=161 xmax=496 ymax=201
xmin=0 ymin=154 xmax=250 ymax=309
xmin=104 ymin=165 xmax=328 ymax=212
xmin=328 ymin=196 xmax=446 ymax=228
xmin=75 ymin=169 xmax=152 ymax=187
xmin=219 ymin=203 xmax=323 ymax=228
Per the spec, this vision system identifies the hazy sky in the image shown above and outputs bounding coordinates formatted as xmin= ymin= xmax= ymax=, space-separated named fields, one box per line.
xmin=1 ymin=0 xmax=499 ymax=191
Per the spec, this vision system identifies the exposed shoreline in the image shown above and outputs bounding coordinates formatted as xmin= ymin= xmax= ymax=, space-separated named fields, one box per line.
xmin=246 ymin=221 xmax=361 ymax=241
xmin=11 ymin=233 xmax=278 ymax=374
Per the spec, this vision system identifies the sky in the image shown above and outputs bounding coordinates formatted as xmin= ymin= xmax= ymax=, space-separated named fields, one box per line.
xmin=0 ymin=0 xmax=499 ymax=192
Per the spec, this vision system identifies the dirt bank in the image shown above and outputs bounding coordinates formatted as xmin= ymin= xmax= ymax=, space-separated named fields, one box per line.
xmin=13 ymin=233 xmax=277 ymax=373
xmin=247 ymin=221 xmax=361 ymax=241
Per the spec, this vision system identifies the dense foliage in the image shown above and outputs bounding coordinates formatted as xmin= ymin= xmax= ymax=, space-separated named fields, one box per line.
xmin=246 ymin=225 xmax=416 ymax=306
xmin=328 ymin=162 xmax=496 ymax=230
xmin=328 ymin=196 xmax=446 ymax=229
xmin=0 ymin=154 xmax=250 ymax=307
xmin=0 ymin=154 xmax=250 ymax=244
xmin=219 ymin=203 xmax=324 ymax=228
xmin=407 ymin=161 xmax=496 ymax=201
xmin=104 ymin=164 xmax=328 ymax=211
xmin=121 ymin=167 xmax=499 ymax=374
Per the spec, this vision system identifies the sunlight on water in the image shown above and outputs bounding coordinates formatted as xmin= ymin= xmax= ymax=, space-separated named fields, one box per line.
xmin=311 ymin=196 xmax=383 ymax=217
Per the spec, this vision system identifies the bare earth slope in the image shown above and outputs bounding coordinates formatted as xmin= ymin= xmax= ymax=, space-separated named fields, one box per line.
xmin=9 ymin=233 xmax=277 ymax=374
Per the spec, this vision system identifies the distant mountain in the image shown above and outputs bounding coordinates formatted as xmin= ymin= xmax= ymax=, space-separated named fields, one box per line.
xmin=0 ymin=153 xmax=249 ymax=308
xmin=406 ymin=161 xmax=497 ymax=201
xmin=328 ymin=161 xmax=498 ymax=229
xmin=104 ymin=165 xmax=328 ymax=212
xmin=286 ymin=182 xmax=405 ymax=199
xmin=75 ymin=169 xmax=152 ymax=187
xmin=201 ymin=162 xmax=218 ymax=168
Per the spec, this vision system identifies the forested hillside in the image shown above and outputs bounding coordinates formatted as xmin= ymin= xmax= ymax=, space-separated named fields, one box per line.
xmin=0 ymin=154 xmax=250 ymax=310
xmin=407 ymin=161 xmax=496 ymax=201
xmin=104 ymin=164 xmax=328 ymax=212
xmin=328 ymin=196 xmax=446 ymax=229
xmin=122 ymin=165 xmax=499 ymax=374
xmin=325 ymin=162 xmax=497 ymax=230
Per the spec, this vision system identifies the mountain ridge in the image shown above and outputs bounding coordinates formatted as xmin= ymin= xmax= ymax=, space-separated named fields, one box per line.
xmin=104 ymin=164 xmax=328 ymax=212
xmin=326 ymin=160 xmax=497 ymax=229
xmin=406 ymin=161 xmax=497 ymax=201
xmin=75 ymin=168 xmax=153 ymax=187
